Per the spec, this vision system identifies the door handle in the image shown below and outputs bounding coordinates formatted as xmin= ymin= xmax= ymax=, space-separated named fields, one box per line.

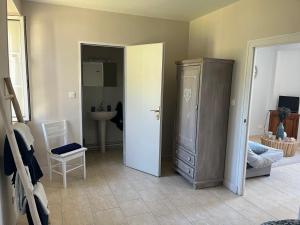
xmin=150 ymin=106 xmax=160 ymax=113
xmin=150 ymin=109 xmax=160 ymax=113
xmin=150 ymin=107 xmax=160 ymax=120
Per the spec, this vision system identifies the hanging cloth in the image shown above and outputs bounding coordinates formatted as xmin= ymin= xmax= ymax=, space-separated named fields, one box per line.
xmin=25 ymin=182 xmax=49 ymax=225
xmin=111 ymin=102 xmax=123 ymax=131
xmin=4 ymin=130 xmax=43 ymax=185
xmin=15 ymin=167 xmax=31 ymax=214
xmin=3 ymin=128 xmax=48 ymax=224
xmin=13 ymin=123 xmax=34 ymax=150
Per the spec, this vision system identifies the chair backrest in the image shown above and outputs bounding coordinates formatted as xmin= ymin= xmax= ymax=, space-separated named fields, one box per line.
xmin=42 ymin=120 xmax=68 ymax=152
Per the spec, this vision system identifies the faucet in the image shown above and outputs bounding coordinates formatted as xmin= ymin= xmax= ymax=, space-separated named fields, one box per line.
xmin=97 ymin=101 xmax=104 ymax=111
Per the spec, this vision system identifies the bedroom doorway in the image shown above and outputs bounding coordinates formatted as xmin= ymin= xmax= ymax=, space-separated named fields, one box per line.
xmin=236 ymin=32 xmax=300 ymax=195
xmin=246 ymin=43 xmax=300 ymax=179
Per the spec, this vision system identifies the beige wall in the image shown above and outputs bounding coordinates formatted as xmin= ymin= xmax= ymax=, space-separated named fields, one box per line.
xmin=0 ymin=0 xmax=15 ymax=224
xmin=24 ymin=2 xmax=189 ymax=164
xmin=189 ymin=0 xmax=300 ymax=191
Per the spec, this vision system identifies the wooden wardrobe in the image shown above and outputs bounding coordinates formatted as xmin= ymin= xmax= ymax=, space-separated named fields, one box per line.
xmin=174 ymin=58 xmax=234 ymax=189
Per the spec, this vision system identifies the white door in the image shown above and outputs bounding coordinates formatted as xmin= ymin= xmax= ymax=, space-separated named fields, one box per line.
xmin=125 ymin=43 xmax=164 ymax=176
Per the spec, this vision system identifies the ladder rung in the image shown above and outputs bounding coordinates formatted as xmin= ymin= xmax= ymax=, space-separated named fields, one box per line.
xmin=4 ymin=94 xmax=14 ymax=100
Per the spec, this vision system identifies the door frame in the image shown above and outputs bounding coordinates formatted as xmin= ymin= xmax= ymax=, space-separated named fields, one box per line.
xmin=237 ymin=32 xmax=300 ymax=195
xmin=78 ymin=41 xmax=125 ymax=160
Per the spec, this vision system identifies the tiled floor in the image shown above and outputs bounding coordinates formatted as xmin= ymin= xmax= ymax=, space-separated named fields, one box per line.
xmin=18 ymin=149 xmax=300 ymax=225
xmin=273 ymin=148 xmax=300 ymax=167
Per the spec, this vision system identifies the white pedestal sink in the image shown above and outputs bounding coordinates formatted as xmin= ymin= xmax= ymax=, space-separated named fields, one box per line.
xmin=90 ymin=111 xmax=117 ymax=152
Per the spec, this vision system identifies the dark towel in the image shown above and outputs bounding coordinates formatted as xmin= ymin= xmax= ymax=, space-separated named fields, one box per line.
xmin=26 ymin=196 xmax=48 ymax=225
xmin=4 ymin=130 xmax=47 ymax=224
xmin=51 ymin=143 xmax=82 ymax=155
xmin=4 ymin=130 xmax=43 ymax=185
xmin=111 ymin=102 xmax=123 ymax=131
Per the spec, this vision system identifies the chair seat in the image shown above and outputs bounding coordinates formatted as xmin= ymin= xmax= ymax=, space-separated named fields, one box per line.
xmin=51 ymin=143 xmax=82 ymax=155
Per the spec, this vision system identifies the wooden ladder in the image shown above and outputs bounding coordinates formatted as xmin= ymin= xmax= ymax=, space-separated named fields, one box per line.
xmin=0 ymin=77 xmax=42 ymax=225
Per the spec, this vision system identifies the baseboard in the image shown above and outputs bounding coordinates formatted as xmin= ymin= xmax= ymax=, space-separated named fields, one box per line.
xmin=86 ymin=142 xmax=123 ymax=150
xmin=193 ymin=180 xmax=223 ymax=189
xmin=106 ymin=142 xmax=123 ymax=148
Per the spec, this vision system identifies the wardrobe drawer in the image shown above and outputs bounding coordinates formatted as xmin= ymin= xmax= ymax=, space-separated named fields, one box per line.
xmin=175 ymin=158 xmax=194 ymax=179
xmin=176 ymin=148 xmax=195 ymax=166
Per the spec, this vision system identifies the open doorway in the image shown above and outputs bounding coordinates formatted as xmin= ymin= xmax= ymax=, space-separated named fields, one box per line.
xmin=231 ymin=32 xmax=300 ymax=195
xmin=239 ymin=38 xmax=300 ymax=200
xmin=246 ymin=43 xmax=300 ymax=181
xmin=80 ymin=44 xmax=124 ymax=159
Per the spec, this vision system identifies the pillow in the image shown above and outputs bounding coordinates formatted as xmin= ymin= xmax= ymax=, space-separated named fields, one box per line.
xmin=247 ymin=148 xmax=273 ymax=169
xmin=248 ymin=141 xmax=268 ymax=155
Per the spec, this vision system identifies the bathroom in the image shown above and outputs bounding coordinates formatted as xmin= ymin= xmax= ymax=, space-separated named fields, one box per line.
xmin=81 ymin=44 xmax=124 ymax=153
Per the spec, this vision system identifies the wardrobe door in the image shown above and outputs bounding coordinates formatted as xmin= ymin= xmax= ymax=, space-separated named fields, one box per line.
xmin=175 ymin=65 xmax=201 ymax=153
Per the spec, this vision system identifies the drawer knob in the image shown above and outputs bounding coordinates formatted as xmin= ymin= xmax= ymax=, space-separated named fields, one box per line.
xmin=187 ymin=156 xmax=191 ymax=161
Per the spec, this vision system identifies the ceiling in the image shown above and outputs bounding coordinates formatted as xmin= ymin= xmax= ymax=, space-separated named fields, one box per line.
xmin=25 ymin=0 xmax=239 ymax=21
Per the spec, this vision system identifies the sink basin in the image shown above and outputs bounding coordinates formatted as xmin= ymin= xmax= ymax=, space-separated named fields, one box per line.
xmin=90 ymin=111 xmax=117 ymax=121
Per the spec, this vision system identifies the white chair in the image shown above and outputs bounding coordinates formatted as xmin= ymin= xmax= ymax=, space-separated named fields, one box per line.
xmin=42 ymin=120 xmax=87 ymax=188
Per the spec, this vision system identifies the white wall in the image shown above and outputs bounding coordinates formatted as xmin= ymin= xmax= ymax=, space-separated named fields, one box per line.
xmin=273 ymin=48 xmax=300 ymax=140
xmin=273 ymin=48 xmax=300 ymax=108
xmin=249 ymin=46 xmax=278 ymax=135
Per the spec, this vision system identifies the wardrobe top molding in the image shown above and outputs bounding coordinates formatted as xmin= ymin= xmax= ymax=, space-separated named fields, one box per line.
xmin=175 ymin=58 xmax=234 ymax=66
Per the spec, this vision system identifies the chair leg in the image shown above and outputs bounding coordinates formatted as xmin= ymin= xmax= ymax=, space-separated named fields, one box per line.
xmin=62 ymin=162 xmax=67 ymax=188
xmin=48 ymin=157 xmax=52 ymax=182
xmin=83 ymin=152 xmax=86 ymax=180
